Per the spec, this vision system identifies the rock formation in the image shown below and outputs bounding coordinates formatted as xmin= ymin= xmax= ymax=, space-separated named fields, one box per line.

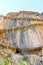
xmin=0 ymin=11 xmax=43 ymax=65
xmin=0 ymin=11 xmax=43 ymax=56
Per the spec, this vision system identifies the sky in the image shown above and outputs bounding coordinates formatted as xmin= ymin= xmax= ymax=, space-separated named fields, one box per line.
xmin=0 ymin=0 xmax=43 ymax=15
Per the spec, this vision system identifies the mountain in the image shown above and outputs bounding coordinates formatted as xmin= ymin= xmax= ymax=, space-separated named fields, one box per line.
xmin=0 ymin=11 xmax=43 ymax=50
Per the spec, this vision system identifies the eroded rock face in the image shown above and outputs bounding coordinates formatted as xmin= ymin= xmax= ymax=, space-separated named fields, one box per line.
xmin=11 ymin=53 xmax=42 ymax=65
xmin=0 ymin=11 xmax=43 ymax=49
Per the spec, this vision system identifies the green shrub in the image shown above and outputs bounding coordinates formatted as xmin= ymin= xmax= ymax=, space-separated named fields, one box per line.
xmin=0 ymin=57 xmax=11 ymax=65
xmin=18 ymin=61 xmax=30 ymax=65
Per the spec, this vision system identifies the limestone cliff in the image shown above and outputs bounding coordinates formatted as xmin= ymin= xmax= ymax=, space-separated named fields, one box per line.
xmin=0 ymin=11 xmax=43 ymax=50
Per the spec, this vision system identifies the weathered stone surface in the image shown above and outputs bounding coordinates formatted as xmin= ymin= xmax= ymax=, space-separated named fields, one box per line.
xmin=0 ymin=11 xmax=43 ymax=49
xmin=0 ymin=11 xmax=43 ymax=65
xmin=11 ymin=53 xmax=42 ymax=65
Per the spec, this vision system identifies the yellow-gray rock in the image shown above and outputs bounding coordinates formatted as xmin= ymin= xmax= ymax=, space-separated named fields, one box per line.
xmin=0 ymin=11 xmax=43 ymax=50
